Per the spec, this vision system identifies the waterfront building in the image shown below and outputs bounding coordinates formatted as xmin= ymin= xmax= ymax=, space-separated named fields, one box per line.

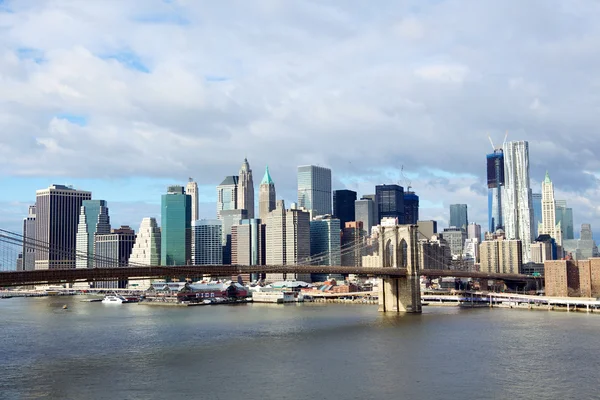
xmin=22 ymin=205 xmax=36 ymax=271
xmin=403 ymin=190 xmax=419 ymax=225
xmin=355 ymin=198 xmax=374 ymax=236
xmin=538 ymin=172 xmax=563 ymax=249
xmin=417 ymin=220 xmax=438 ymax=241
xmin=192 ymin=220 xmax=223 ymax=265
xmin=258 ymin=166 xmax=276 ymax=222
xmin=532 ymin=193 xmax=542 ymax=237
xmin=503 ymin=140 xmax=535 ymax=263
xmin=128 ymin=217 xmax=161 ymax=290
xmin=217 ymin=176 xmax=238 ymax=219
xmin=75 ymin=200 xmax=111 ymax=269
xmin=231 ymin=219 xmax=265 ymax=266
xmin=440 ymin=227 xmax=467 ymax=258
xmin=186 ymin=178 xmax=199 ymax=224
xmin=35 ymin=184 xmax=92 ymax=269
xmin=310 ymin=216 xmax=341 ymax=266
xmin=220 ymin=209 xmax=248 ymax=264
xmin=449 ymin=204 xmax=468 ymax=231
xmin=375 ymin=184 xmax=404 ymax=223
xmin=487 ymin=149 xmax=505 ymax=232
xmin=94 ymin=226 xmax=136 ymax=288
xmin=161 ymin=186 xmax=191 ymax=266
xmin=333 ymin=189 xmax=356 ymax=229
xmin=297 ymin=165 xmax=332 ymax=217
xmin=543 ymin=260 xmax=597 ymax=297
xmin=237 ymin=158 xmax=255 ymax=219
xmin=479 ymin=230 xmax=522 ymax=274
xmin=555 ymin=200 xmax=574 ymax=240
xmin=341 ymin=221 xmax=366 ymax=267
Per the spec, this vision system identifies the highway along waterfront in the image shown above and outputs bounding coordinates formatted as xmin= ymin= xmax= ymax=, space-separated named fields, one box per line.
xmin=1 ymin=297 xmax=599 ymax=400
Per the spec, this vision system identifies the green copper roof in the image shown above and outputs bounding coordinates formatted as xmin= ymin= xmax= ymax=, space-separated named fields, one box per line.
xmin=544 ymin=171 xmax=551 ymax=184
xmin=261 ymin=165 xmax=274 ymax=185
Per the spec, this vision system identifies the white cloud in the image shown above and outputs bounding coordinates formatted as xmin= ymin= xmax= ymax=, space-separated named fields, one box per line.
xmin=1 ymin=0 xmax=600 ymax=236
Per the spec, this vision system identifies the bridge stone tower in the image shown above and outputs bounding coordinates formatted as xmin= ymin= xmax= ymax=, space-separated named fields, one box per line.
xmin=377 ymin=224 xmax=422 ymax=313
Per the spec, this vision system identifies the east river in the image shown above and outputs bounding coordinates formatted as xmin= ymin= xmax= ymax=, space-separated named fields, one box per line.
xmin=1 ymin=297 xmax=599 ymax=400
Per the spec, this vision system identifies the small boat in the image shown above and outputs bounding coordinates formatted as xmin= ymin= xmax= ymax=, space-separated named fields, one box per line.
xmin=62 ymin=304 xmax=68 ymax=309
xmin=101 ymin=293 xmax=139 ymax=304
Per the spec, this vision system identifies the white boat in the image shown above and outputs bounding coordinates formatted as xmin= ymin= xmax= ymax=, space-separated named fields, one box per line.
xmin=101 ymin=293 xmax=138 ymax=304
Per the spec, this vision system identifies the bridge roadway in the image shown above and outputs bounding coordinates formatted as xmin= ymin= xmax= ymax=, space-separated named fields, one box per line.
xmin=0 ymin=265 xmax=536 ymax=287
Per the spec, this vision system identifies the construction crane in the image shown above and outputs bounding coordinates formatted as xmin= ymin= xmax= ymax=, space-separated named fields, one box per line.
xmin=488 ymin=131 xmax=508 ymax=151
xmin=400 ymin=165 xmax=412 ymax=192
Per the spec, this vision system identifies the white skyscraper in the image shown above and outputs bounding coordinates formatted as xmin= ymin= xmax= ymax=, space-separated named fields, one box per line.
xmin=186 ymin=178 xmax=199 ymax=223
xmin=237 ymin=158 xmax=255 ymax=219
xmin=503 ymin=140 xmax=534 ymax=263
xmin=128 ymin=217 xmax=161 ymax=289
xmin=538 ymin=172 xmax=563 ymax=247
xmin=192 ymin=219 xmax=223 ymax=265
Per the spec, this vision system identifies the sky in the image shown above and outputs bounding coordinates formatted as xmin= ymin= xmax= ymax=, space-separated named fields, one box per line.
xmin=1 ymin=0 xmax=600 ymax=239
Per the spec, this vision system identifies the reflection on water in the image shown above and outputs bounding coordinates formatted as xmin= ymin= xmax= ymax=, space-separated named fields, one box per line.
xmin=1 ymin=297 xmax=599 ymax=400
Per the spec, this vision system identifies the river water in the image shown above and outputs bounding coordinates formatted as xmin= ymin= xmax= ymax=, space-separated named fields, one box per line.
xmin=1 ymin=297 xmax=599 ymax=400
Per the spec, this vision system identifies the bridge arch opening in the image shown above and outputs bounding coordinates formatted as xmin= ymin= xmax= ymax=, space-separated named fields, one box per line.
xmin=384 ymin=239 xmax=394 ymax=268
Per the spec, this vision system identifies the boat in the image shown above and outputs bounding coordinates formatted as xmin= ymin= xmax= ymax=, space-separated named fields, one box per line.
xmin=101 ymin=293 xmax=139 ymax=304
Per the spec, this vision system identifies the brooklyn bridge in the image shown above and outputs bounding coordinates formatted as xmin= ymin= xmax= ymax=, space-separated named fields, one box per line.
xmin=0 ymin=225 xmax=540 ymax=312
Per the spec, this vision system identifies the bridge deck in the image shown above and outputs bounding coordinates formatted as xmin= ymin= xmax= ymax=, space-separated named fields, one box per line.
xmin=0 ymin=265 xmax=538 ymax=287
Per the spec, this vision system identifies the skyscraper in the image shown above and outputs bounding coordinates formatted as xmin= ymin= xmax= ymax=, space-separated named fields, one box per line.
xmin=265 ymin=201 xmax=311 ymax=281
xmin=35 ymin=184 xmax=92 ymax=270
xmin=361 ymin=194 xmax=379 ymax=226
xmin=355 ymin=198 xmax=374 ymax=235
xmin=259 ymin=166 xmax=276 ymax=222
xmin=538 ymin=172 xmax=563 ymax=247
xmin=532 ymin=193 xmax=542 ymax=237
xmin=467 ymin=223 xmax=482 ymax=242
xmin=487 ymin=148 xmax=505 ymax=232
xmin=297 ymin=165 xmax=332 ymax=216
xmin=232 ymin=219 xmax=266 ymax=266
xmin=76 ymin=200 xmax=111 ymax=269
xmin=161 ymin=186 xmax=191 ymax=266
xmin=503 ymin=140 xmax=535 ymax=263
xmin=128 ymin=217 xmax=161 ymax=289
xmin=309 ymin=216 xmax=341 ymax=266
xmin=192 ymin=220 xmax=223 ymax=265
xmin=220 ymin=209 xmax=248 ymax=264
xmin=403 ymin=190 xmax=419 ymax=225
xmin=186 ymin=178 xmax=199 ymax=223
xmin=341 ymin=221 xmax=366 ymax=267
xmin=555 ymin=200 xmax=574 ymax=240
xmin=237 ymin=158 xmax=255 ymax=219
xmin=22 ymin=205 xmax=36 ymax=271
xmin=217 ymin=176 xmax=238 ymax=219
xmin=375 ymin=184 xmax=404 ymax=223
xmin=333 ymin=189 xmax=356 ymax=228
xmin=94 ymin=226 xmax=136 ymax=288
xmin=449 ymin=204 xmax=468 ymax=230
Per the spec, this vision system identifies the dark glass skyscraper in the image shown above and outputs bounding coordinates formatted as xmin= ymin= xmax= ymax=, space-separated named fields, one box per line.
xmin=333 ymin=189 xmax=356 ymax=228
xmin=487 ymin=149 xmax=504 ymax=232
xmin=375 ymin=184 xmax=404 ymax=223
xmin=449 ymin=204 xmax=468 ymax=230
xmin=403 ymin=191 xmax=419 ymax=225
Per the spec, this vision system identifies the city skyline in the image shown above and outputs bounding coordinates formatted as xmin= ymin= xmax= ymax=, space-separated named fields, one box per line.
xmin=1 ymin=2 xmax=600 ymax=239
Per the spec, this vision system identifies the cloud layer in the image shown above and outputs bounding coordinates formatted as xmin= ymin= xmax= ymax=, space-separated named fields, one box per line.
xmin=1 ymin=0 xmax=599 ymax=237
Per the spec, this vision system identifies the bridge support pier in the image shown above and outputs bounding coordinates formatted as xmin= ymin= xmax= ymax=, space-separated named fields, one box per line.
xmin=378 ymin=275 xmax=421 ymax=313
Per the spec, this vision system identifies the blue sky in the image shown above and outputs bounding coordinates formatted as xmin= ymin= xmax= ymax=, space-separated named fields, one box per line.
xmin=1 ymin=0 xmax=600 ymax=239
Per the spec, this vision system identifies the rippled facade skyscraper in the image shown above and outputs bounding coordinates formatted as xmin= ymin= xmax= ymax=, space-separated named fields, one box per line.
xmin=503 ymin=140 xmax=534 ymax=263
